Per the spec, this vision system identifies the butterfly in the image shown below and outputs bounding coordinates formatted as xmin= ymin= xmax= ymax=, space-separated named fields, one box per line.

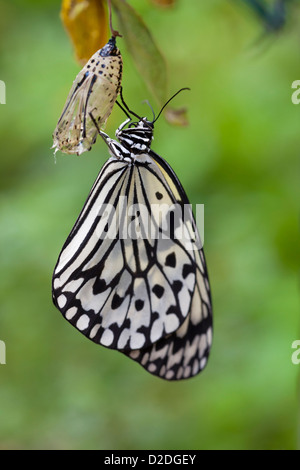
xmin=52 ymin=36 xmax=123 ymax=156
xmin=52 ymin=90 xmax=213 ymax=380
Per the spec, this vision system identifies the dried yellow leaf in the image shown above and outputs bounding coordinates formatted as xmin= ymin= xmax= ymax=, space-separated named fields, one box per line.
xmin=61 ymin=0 xmax=109 ymax=66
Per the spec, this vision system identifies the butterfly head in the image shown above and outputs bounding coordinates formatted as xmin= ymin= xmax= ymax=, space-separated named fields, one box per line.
xmin=115 ymin=88 xmax=190 ymax=154
xmin=116 ymin=117 xmax=154 ymax=154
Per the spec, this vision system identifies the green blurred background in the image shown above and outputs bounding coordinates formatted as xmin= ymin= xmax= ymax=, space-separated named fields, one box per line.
xmin=0 ymin=0 xmax=299 ymax=450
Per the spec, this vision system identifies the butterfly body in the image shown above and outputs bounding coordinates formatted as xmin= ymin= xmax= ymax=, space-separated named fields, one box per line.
xmin=53 ymin=116 xmax=212 ymax=380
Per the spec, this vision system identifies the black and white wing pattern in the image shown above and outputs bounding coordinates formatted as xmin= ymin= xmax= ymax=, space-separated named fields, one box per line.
xmin=52 ymin=116 xmax=213 ymax=380
xmin=124 ymin=151 xmax=212 ymax=380
xmin=52 ymin=37 xmax=122 ymax=156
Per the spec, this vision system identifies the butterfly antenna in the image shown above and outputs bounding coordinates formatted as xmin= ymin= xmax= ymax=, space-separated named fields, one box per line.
xmin=153 ymin=87 xmax=190 ymax=123
xmin=142 ymin=99 xmax=156 ymax=122
xmin=119 ymin=87 xmax=142 ymax=121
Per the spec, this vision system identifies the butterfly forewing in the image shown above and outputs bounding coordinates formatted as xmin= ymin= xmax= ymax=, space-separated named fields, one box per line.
xmin=52 ymin=37 xmax=122 ymax=156
xmin=53 ymin=153 xmax=197 ymax=351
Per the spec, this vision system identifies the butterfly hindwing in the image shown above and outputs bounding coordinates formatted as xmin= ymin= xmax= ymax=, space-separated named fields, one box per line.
xmin=123 ymin=151 xmax=213 ymax=380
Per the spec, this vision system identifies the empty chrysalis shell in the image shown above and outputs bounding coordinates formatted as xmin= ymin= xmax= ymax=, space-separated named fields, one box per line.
xmin=52 ymin=36 xmax=123 ymax=156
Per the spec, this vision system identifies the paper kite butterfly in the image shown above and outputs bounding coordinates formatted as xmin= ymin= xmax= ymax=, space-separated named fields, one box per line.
xmin=52 ymin=90 xmax=213 ymax=380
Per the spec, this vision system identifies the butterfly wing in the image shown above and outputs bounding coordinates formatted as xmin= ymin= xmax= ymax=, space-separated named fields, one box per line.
xmin=52 ymin=153 xmax=198 ymax=351
xmin=124 ymin=150 xmax=213 ymax=380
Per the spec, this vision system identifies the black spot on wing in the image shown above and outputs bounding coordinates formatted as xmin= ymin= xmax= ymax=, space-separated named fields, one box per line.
xmin=182 ymin=263 xmax=194 ymax=279
xmin=93 ymin=278 xmax=107 ymax=294
xmin=111 ymin=293 xmax=124 ymax=310
xmin=135 ymin=299 xmax=144 ymax=311
xmin=173 ymin=280 xmax=183 ymax=293
xmin=165 ymin=252 xmax=176 ymax=268
xmin=152 ymin=284 xmax=164 ymax=299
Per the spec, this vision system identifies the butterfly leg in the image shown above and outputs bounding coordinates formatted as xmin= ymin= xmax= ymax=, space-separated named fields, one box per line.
xmin=116 ymin=117 xmax=132 ymax=134
xmin=89 ymin=111 xmax=110 ymax=141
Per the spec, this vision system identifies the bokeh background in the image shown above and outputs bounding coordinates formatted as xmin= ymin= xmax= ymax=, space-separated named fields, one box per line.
xmin=0 ymin=0 xmax=299 ymax=450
